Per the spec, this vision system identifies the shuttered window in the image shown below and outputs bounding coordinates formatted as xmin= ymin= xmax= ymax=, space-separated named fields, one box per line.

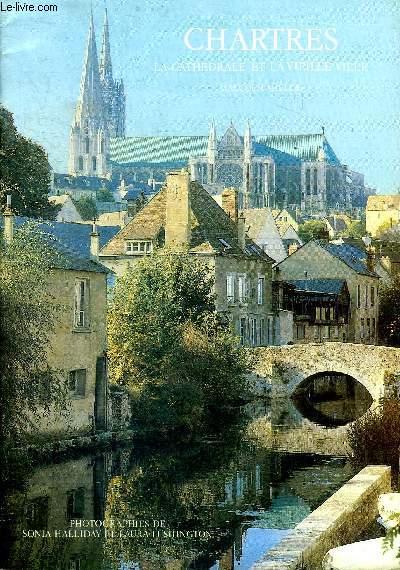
xmin=68 ymin=369 xmax=86 ymax=398
xmin=74 ymin=279 xmax=90 ymax=329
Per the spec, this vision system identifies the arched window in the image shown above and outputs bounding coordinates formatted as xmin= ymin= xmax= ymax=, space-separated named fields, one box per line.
xmin=85 ymin=136 xmax=90 ymax=154
xmin=78 ymin=156 xmax=83 ymax=171
xmin=92 ymin=156 xmax=97 ymax=171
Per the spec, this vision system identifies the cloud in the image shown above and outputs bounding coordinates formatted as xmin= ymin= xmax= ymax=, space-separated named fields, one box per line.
xmin=2 ymin=38 xmax=40 ymax=56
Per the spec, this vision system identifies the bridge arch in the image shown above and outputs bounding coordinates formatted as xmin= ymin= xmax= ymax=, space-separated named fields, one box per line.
xmin=250 ymin=343 xmax=400 ymax=402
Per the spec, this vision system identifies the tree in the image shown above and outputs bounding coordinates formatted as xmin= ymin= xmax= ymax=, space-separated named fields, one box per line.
xmin=108 ymin=253 xmax=247 ymax=434
xmin=96 ymin=187 xmax=115 ymax=202
xmin=298 ymin=220 xmax=328 ymax=242
xmin=0 ymin=223 xmax=66 ymax=444
xmin=72 ymin=195 xmax=98 ymax=221
xmin=339 ymin=219 xmax=366 ymax=239
xmin=127 ymin=190 xmax=148 ymax=217
xmin=378 ymin=274 xmax=400 ymax=346
xmin=0 ymin=106 xmax=59 ymax=220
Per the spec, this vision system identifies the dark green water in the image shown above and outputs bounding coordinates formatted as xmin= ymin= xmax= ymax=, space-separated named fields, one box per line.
xmin=0 ymin=387 xmax=371 ymax=570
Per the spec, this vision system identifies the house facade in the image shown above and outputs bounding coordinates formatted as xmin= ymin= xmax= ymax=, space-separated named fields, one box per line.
xmin=1 ymin=211 xmax=117 ymax=436
xmin=274 ymin=240 xmax=380 ymax=344
xmin=366 ymin=195 xmax=400 ymax=237
xmin=100 ymin=170 xmax=275 ymax=346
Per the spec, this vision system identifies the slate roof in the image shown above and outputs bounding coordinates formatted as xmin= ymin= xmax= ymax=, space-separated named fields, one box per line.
xmin=54 ymin=173 xmax=115 ymax=191
xmin=124 ymin=183 xmax=154 ymax=201
xmin=285 ymin=279 xmax=347 ymax=295
xmin=317 ymin=241 xmax=379 ymax=277
xmin=1 ymin=216 xmax=119 ymax=273
xmin=100 ymin=181 xmax=274 ymax=262
xmin=109 ymin=133 xmax=340 ymax=167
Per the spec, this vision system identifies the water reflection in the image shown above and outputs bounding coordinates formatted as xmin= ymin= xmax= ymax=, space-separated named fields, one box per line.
xmin=1 ymin=384 xmax=369 ymax=570
xmin=291 ymin=372 xmax=373 ymax=427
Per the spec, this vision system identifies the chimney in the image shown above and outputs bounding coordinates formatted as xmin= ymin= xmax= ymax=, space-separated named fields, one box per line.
xmin=237 ymin=213 xmax=246 ymax=250
xmin=3 ymin=194 xmax=14 ymax=244
xmin=221 ymin=188 xmax=238 ymax=222
xmin=366 ymin=245 xmax=376 ymax=273
xmin=288 ymin=242 xmax=298 ymax=256
xmin=90 ymin=221 xmax=100 ymax=261
xmin=165 ymin=169 xmax=191 ymax=250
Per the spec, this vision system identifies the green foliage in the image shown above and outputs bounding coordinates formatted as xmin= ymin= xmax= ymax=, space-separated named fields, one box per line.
xmin=72 ymin=195 xmax=98 ymax=221
xmin=339 ymin=219 xmax=366 ymax=239
xmin=0 ymin=106 xmax=58 ymax=220
xmin=347 ymin=396 xmax=400 ymax=475
xmin=96 ymin=187 xmax=115 ymax=202
xmin=0 ymin=224 xmax=67 ymax=443
xmin=108 ymin=253 xmax=248 ymax=434
xmin=298 ymin=220 xmax=328 ymax=242
xmin=127 ymin=191 xmax=148 ymax=217
xmin=378 ymin=275 xmax=400 ymax=346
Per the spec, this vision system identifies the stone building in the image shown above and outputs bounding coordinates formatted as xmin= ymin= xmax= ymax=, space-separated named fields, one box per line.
xmin=48 ymin=194 xmax=83 ymax=223
xmin=100 ymin=171 xmax=275 ymax=346
xmin=68 ymin=9 xmax=125 ymax=178
xmin=366 ymin=195 xmax=400 ymax=237
xmin=274 ymin=240 xmax=380 ymax=344
xmin=241 ymin=207 xmax=287 ymax=263
xmin=274 ymin=279 xmax=351 ymax=344
xmin=1 ymin=210 xmax=120 ymax=436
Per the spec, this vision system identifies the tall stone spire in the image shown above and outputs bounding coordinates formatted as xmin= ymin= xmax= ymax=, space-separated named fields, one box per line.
xmin=75 ymin=11 xmax=104 ymax=125
xmin=244 ymin=120 xmax=252 ymax=162
xmin=207 ymin=119 xmax=217 ymax=183
xmin=100 ymin=7 xmax=113 ymax=86
xmin=69 ymin=11 xmax=110 ymax=178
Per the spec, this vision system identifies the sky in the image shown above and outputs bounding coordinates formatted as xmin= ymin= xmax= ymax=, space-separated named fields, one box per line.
xmin=1 ymin=0 xmax=400 ymax=193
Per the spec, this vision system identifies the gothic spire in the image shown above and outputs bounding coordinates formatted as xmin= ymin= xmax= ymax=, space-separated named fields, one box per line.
xmin=100 ymin=7 xmax=113 ymax=85
xmin=74 ymin=11 xmax=104 ymax=125
xmin=207 ymin=119 xmax=217 ymax=163
xmin=244 ymin=120 xmax=252 ymax=161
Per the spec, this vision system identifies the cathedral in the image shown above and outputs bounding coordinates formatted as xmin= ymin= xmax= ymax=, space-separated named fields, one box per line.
xmin=67 ymin=11 xmax=370 ymax=215
xmin=68 ymin=8 xmax=125 ymax=178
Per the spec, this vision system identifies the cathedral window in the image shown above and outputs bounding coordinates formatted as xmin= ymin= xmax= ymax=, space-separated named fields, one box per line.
xmin=305 ymin=169 xmax=311 ymax=195
xmin=92 ymin=156 xmax=97 ymax=171
xmin=85 ymin=136 xmax=90 ymax=154
xmin=313 ymin=168 xmax=318 ymax=194
xmin=78 ymin=156 xmax=83 ymax=171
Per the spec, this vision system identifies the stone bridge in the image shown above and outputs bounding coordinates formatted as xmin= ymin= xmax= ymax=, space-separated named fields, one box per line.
xmin=250 ymin=342 xmax=400 ymax=401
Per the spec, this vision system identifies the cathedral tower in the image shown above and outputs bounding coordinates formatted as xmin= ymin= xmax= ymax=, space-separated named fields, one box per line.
xmin=100 ymin=8 xmax=126 ymax=138
xmin=69 ymin=11 xmax=109 ymax=177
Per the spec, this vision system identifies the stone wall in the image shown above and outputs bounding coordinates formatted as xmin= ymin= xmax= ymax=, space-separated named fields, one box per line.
xmin=250 ymin=342 xmax=400 ymax=401
xmin=252 ymin=465 xmax=391 ymax=570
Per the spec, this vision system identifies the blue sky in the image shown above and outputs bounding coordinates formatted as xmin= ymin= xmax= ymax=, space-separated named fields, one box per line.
xmin=1 ymin=0 xmax=400 ymax=193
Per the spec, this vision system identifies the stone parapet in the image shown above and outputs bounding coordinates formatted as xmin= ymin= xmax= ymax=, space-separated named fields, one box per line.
xmin=252 ymin=465 xmax=391 ymax=570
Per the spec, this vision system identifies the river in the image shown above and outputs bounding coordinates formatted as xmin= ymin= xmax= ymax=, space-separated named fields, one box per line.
xmin=0 ymin=377 xmax=372 ymax=570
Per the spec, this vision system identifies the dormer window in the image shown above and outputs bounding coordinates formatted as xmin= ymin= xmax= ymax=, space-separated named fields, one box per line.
xmin=126 ymin=240 xmax=153 ymax=254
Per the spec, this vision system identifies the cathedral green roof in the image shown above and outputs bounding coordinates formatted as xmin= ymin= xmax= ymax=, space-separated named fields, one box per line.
xmin=110 ymin=133 xmax=341 ymax=167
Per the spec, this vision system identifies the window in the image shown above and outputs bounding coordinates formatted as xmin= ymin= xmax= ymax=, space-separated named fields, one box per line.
xmin=267 ymin=316 xmax=274 ymax=345
xmin=26 ymin=496 xmax=49 ymax=530
xmin=322 ymin=325 xmax=330 ymax=339
xmin=360 ymin=318 xmax=365 ymax=339
xmin=296 ymin=324 xmax=305 ymax=340
xmin=240 ymin=318 xmax=247 ymax=345
xmin=257 ymin=276 xmax=265 ymax=305
xmin=238 ymin=274 xmax=247 ymax=303
xmin=367 ymin=318 xmax=371 ymax=339
xmin=66 ymin=488 xmax=85 ymax=520
xmin=74 ymin=279 xmax=89 ymax=328
xmin=85 ymin=136 xmax=90 ymax=154
xmin=259 ymin=318 xmax=265 ymax=345
xmin=329 ymin=306 xmax=335 ymax=321
xmin=68 ymin=369 xmax=86 ymax=398
xmin=305 ymin=168 xmax=311 ymax=195
xmin=372 ymin=317 xmax=376 ymax=338
xmin=314 ymin=326 xmax=320 ymax=340
xmin=313 ymin=168 xmax=318 ymax=194
xmin=365 ymin=285 xmax=368 ymax=308
xmin=250 ymin=318 xmax=257 ymax=346
xmin=126 ymin=240 xmax=153 ymax=255
xmin=315 ymin=307 xmax=322 ymax=321
xmin=92 ymin=156 xmax=97 ymax=171
xmin=226 ymin=274 xmax=235 ymax=304
xmin=357 ymin=284 xmax=361 ymax=309
xmin=78 ymin=156 xmax=83 ymax=171
xmin=333 ymin=326 xmax=339 ymax=338
xmin=371 ymin=286 xmax=375 ymax=307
